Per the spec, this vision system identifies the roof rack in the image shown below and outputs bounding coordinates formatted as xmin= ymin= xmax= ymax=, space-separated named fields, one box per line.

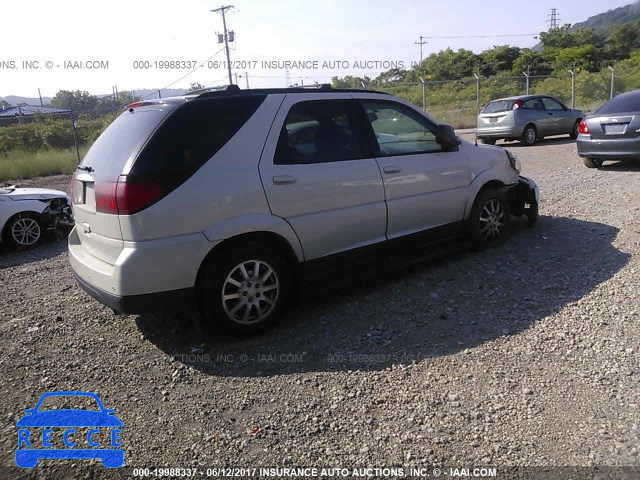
xmin=192 ymin=84 xmax=389 ymax=99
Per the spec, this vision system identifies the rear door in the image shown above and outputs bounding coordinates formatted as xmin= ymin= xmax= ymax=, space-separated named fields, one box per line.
xmin=259 ymin=95 xmax=387 ymax=260
xmin=541 ymin=97 xmax=571 ymax=135
xmin=71 ymin=104 xmax=174 ymax=264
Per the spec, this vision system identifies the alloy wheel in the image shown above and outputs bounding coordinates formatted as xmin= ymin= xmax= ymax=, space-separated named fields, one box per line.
xmin=221 ymin=259 xmax=280 ymax=325
xmin=11 ymin=217 xmax=41 ymax=246
xmin=478 ymin=199 xmax=505 ymax=242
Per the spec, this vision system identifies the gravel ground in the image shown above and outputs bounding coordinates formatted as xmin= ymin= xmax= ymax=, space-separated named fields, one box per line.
xmin=1 ymin=135 xmax=639 ymax=479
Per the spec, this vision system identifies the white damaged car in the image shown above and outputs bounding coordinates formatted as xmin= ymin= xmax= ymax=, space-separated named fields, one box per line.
xmin=0 ymin=185 xmax=73 ymax=248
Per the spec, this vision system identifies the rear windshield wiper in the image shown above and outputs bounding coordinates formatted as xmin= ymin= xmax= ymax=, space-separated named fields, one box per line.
xmin=77 ymin=165 xmax=94 ymax=173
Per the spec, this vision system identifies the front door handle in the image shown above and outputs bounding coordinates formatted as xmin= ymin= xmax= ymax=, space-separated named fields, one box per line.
xmin=273 ymin=175 xmax=297 ymax=185
xmin=383 ymin=166 xmax=401 ymax=174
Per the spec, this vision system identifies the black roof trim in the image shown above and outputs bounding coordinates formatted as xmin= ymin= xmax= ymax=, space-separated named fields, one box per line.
xmin=192 ymin=84 xmax=390 ymax=99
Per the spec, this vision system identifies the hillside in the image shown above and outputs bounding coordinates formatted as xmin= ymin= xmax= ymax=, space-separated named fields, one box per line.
xmin=571 ymin=1 xmax=640 ymax=31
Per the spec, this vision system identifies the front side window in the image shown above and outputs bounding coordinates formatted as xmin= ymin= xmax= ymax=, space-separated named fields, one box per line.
xmin=541 ymin=97 xmax=564 ymax=111
xmin=362 ymin=100 xmax=441 ymax=156
xmin=274 ymin=100 xmax=364 ymax=165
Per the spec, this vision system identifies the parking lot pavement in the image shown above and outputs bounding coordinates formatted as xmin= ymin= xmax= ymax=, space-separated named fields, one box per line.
xmin=1 ymin=138 xmax=639 ymax=478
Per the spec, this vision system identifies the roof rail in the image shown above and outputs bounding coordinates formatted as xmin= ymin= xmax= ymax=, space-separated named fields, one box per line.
xmin=188 ymin=84 xmax=240 ymax=97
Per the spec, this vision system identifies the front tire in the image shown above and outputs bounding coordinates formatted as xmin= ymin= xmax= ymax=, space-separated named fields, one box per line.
xmin=583 ymin=157 xmax=603 ymax=169
xmin=199 ymin=242 xmax=292 ymax=337
xmin=470 ymin=189 xmax=510 ymax=250
xmin=521 ymin=125 xmax=537 ymax=146
xmin=4 ymin=213 xmax=42 ymax=248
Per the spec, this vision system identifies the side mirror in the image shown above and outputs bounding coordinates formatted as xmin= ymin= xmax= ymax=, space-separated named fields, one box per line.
xmin=435 ymin=124 xmax=461 ymax=150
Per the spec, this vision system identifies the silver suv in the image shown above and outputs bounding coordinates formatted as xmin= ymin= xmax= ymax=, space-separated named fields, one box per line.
xmin=69 ymin=85 xmax=538 ymax=336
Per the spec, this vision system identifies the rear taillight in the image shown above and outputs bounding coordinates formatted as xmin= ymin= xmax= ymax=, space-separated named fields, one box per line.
xmin=116 ymin=181 xmax=164 ymax=215
xmin=578 ymin=119 xmax=589 ymax=134
xmin=95 ymin=179 xmax=164 ymax=215
xmin=513 ymin=100 xmax=524 ymax=110
xmin=95 ymin=182 xmax=118 ymax=214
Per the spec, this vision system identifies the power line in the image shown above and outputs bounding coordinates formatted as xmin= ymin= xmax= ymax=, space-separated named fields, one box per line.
xmin=142 ymin=47 xmax=226 ymax=99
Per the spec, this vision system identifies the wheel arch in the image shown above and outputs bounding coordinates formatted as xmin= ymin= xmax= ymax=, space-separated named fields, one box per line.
xmin=195 ymin=230 xmax=300 ymax=299
xmin=464 ymin=174 xmax=514 ymax=219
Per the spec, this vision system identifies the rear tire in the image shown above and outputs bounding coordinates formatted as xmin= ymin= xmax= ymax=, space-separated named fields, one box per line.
xmin=199 ymin=242 xmax=292 ymax=337
xmin=583 ymin=157 xmax=603 ymax=169
xmin=521 ymin=124 xmax=537 ymax=146
xmin=470 ymin=188 xmax=510 ymax=250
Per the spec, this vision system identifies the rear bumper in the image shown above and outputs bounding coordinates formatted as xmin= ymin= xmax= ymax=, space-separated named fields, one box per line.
xmin=73 ymin=270 xmax=195 ymax=314
xmin=68 ymin=226 xmax=214 ymax=313
xmin=476 ymin=125 xmax=523 ymax=139
xmin=577 ymin=135 xmax=640 ymax=159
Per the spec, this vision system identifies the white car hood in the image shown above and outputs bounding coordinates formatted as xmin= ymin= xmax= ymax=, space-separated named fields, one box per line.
xmin=3 ymin=188 xmax=68 ymax=201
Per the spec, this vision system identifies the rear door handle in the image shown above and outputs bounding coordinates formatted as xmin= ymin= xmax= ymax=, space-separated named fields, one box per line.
xmin=273 ymin=175 xmax=297 ymax=185
xmin=383 ymin=166 xmax=401 ymax=174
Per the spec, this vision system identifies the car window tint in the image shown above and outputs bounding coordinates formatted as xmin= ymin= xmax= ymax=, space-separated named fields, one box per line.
xmin=274 ymin=100 xmax=364 ymax=165
xmin=595 ymin=91 xmax=640 ymax=114
xmin=541 ymin=97 xmax=564 ymax=110
xmin=132 ymin=96 xmax=265 ymax=177
xmin=523 ymin=99 xmax=544 ymax=110
xmin=361 ymin=100 xmax=441 ymax=156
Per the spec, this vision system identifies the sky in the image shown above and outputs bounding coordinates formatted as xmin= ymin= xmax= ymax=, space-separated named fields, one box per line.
xmin=0 ymin=0 xmax=634 ymax=99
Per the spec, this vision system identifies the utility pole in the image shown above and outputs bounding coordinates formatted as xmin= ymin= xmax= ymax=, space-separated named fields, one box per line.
xmin=414 ymin=36 xmax=428 ymax=69
xmin=37 ymin=88 xmax=43 ymax=107
xmin=523 ymin=66 xmax=530 ymax=95
xmin=244 ymin=72 xmax=249 ymax=89
xmin=420 ymin=77 xmax=426 ymax=112
xmin=211 ymin=5 xmax=235 ymax=86
xmin=547 ymin=8 xmax=561 ymax=30
xmin=234 ymin=72 xmax=239 ymax=85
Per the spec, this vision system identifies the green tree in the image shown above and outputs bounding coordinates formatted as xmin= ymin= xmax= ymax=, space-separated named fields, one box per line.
xmin=478 ymin=46 xmax=522 ymax=76
xmin=605 ymin=21 xmax=640 ymax=60
xmin=422 ymin=48 xmax=478 ymax=80
xmin=51 ymin=90 xmax=98 ymax=111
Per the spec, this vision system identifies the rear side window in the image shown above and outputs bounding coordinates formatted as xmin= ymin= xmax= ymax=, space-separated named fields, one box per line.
xmin=130 ymin=95 xmax=265 ymax=178
xmin=596 ymin=91 xmax=640 ymax=115
xmin=274 ymin=100 xmax=365 ymax=165
xmin=522 ymin=98 xmax=544 ymax=110
xmin=482 ymin=100 xmax=516 ymax=113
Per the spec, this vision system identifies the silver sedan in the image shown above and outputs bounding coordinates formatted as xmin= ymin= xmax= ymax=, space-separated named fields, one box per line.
xmin=477 ymin=95 xmax=585 ymax=146
xmin=577 ymin=89 xmax=640 ymax=168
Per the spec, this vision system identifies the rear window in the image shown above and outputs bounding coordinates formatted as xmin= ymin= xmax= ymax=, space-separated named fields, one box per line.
xmin=595 ymin=91 xmax=640 ymax=115
xmin=80 ymin=107 xmax=170 ymax=182
xmin=482 ymin=100 xmax=516 ymax=114
xmin=130 ymin=95 xmax=266 ymax=178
